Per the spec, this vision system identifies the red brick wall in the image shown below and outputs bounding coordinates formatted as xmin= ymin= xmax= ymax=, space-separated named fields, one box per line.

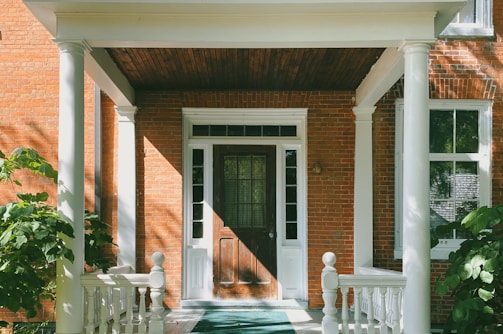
xmin=130 ymin=91 xmax=356 ymax=308
xmin=0 ymin=0 xmax=96 ymax=328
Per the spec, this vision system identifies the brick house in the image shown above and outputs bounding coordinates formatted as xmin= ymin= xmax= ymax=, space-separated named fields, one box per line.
xmin=0 ymin=0 xmax=500 ymax=332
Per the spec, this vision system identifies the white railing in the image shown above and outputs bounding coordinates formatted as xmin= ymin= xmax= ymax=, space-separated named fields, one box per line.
xmin=81 ymin=252 xmax=166 ymax=334
xmin=321 ymin=252 xmax=406 ymax=334
xmin=358 ymin=266 xmax=404 ymax=329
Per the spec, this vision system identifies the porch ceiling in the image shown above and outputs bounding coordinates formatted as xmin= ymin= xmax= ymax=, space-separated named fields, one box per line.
xmin=105 ymin=48 xmax=385 ymax=91
xmin=24 ymin=0 xmax=467 ymax=105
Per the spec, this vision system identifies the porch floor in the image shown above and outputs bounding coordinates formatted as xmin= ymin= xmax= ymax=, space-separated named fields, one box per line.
xmin=163 ymin=308 xmax=323 ymax=333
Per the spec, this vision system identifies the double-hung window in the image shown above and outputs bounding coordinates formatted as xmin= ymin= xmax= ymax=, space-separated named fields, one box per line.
xmin=395 ymin=100 xmax=492 ymax=260
xmin=440 ymin=0 xmax=493 ymax=37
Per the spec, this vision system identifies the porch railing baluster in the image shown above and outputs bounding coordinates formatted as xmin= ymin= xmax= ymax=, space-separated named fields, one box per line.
xmin=321 ymin=252 xmax=406 ymax=334
xmin=81 ymin=252 xmax=166 ymax=334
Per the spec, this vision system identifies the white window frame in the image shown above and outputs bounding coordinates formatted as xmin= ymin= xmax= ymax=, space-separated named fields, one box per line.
xmin=394 ymin=99 xmax=492 ymax=260
xmin=440 ymin=0 xmax=493 ymax=37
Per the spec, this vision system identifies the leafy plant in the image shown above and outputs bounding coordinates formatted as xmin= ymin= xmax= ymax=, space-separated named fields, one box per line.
xmin=435 ymin=205 xmax=503 ymax=334
xmin=0 ymin=148 xmax=114 ymax=323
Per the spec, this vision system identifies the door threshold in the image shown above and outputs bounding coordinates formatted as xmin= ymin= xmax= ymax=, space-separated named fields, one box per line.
xmin=180 ymin=299 xmax=308 ymax=310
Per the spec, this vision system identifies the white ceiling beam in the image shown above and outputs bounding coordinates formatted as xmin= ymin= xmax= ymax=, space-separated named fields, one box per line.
xmin=85 ymin=48 xmax=135 ymax=106
xmin=56 ymin=12 xmax=436 ymax=49
xmin=355 ymin=47 xmax=405 ymax=107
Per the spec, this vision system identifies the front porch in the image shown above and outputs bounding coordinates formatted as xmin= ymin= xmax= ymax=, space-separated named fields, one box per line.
xmin=20 ymin=1 xmax=469 ymax=333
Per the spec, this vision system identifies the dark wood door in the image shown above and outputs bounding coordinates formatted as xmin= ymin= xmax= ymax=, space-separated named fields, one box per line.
xmin=213 ymin=145 xmax=277 ymax=299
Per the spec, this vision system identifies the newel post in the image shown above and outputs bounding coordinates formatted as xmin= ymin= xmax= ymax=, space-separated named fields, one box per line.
xmin=149 ymin=252 xmax=165 ymax=333
xmin=322 ymin=252 xmax=339 ymax=333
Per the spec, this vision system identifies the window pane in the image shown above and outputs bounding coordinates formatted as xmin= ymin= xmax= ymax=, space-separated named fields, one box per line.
xmin=430 ymin=161 xmax=453 ymax=199
xmin=430 ymin=110 xmax=454 ymax=153
xmin=456 ymin=110 xmax=478 ymax=153
xmin=252 ymin=204 xmax=265 ymax=228
xmin=193 ymin=149 xmax=204 ymax=166
xmin=286 ymin=204 xmax=297 ymax=221
xmin=193 ymin=125 xmax=209 ymax=136
xmin=430 ymin=200 xmax=455 ymax=237
xmin=238 ymin=156 xmax=251 ymax=179
xmin=286 ymin=186 xmax=297 ymax=203
xmin=210 ymin=125 xmax=227 ymax=136
xmin=252 ymin=156 xmax=266 ymax=179
xmin=193 ymin=222 xmax=203 ymax=238
xmin=224 ymin=156 xmax=237 ymax=179
xmin=238 ymin=180 xmax=251 ymax=202
xmin=286 ymin=222 xmax=297 ymax=239
xmin=193 ymin=185 xmax=203 ymax=202
xmin=281 ymin=126 xmax=297 ymax=136
xmin=263 ymin=125 xmax=280 ymax=136
xmin=252 ymin=180 xmax=265 ymax=202
xmin=458 ymin=0 xmax=476 ymax=23
xmin=245 ymin=126 xmax=261 ymax=136
xmin=456 ymin=162 xmax=479 ymax=200
xmin=228 ymin=125 xmax=244 ymax=136
xmin=286 ymin=150 xmax=297 ymax=166
xmin=193 ymin=167 xmax=204 ymax=184
xmin=193 ymin=203 xmax=203 ymax=220
xmin=286 ymin=168 xmax=297 ymax=185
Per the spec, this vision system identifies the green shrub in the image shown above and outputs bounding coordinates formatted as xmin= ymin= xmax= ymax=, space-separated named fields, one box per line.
xmin=0 ymin=148 xmax=114 ymax=324
xmin=435 ymin=205 xmax=503 ymax=334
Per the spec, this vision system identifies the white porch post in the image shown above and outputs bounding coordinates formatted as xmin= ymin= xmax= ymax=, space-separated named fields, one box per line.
xmin=55 ymin=40 xmax=87 ymax=334
xmin=401 ymin=42 xmax=431 ymax=333
xmin=353 ymin=106 xmax=375 ymax=271
xmin=116 ymin=106 xmax=137 ymax=270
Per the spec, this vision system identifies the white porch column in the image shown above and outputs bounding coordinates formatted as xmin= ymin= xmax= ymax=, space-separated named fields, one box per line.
xmin=116 ymin=106 xmax=137 ymax=270
xmin=353 ymin=106 xmax=375 ymax=271
xmin=55 ymin=40 xmax=88 ymax=334
xmin=401 ymin=42 xmax=431 ymax=333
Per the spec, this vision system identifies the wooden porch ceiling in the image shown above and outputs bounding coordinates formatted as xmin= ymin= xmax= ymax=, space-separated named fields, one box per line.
xmin=106 ymin=48 xmax=385 ymax=91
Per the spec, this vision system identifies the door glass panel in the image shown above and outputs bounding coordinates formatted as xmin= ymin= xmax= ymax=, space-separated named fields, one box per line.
xmin=192 ymin=149 xmax=204 ymax=238
xmin=285 ymin=150 xmax=298 ymax=239
xmin=223 ymin=155 xmax=266 ymax=228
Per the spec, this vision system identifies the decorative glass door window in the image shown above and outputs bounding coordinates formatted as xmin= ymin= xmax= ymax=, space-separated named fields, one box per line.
xmin=192 ymin=149 xmax=204 ymax=238
xmin=285 ymin=150 xmax=298 ymax=239
xmin=223 ymin=154 xmax=266 ymax=228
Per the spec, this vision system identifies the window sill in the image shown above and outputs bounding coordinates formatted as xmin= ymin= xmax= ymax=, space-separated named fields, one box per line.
xmin=394 ymin=241 xmax=464 ymax=261
xmin=440 ymin=26 xmax=494 ymax=38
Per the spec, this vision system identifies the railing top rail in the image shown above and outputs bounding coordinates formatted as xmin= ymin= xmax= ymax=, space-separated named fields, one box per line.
xmin=338 ymin=274 xmax=406 ymax=288
xmin=358 ymin=266 xmax=403 ymax=276
xmin=81 ymin=273 xmax=150 ymax=287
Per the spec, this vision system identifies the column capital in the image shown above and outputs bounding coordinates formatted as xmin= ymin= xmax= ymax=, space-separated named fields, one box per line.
xmin=398 ymin=41 xmax=433 ymax=53
xmin=53 ymin=39 xmax=91 ymax=54
xmin=115 ymin=106 xmax=138 ymax=123
xmin=352 ymin=106 xmax=375 ymax=122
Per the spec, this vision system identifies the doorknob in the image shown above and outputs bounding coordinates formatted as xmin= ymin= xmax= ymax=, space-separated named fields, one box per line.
xmin=269 ymin=232 xmax=274 ymax=239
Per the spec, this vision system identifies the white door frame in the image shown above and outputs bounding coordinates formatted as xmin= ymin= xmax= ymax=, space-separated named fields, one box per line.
xmin=182 ymin=108 xmax=308 ymax=301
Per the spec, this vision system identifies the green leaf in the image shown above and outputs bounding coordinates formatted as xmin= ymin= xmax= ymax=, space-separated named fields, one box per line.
xmin=477 ymin=288 xmax=494 ymax=301
xmin=14 ymin=234 xmax=28 ymax=248
xmin=479 ymin=270 xmax=493 ymax=284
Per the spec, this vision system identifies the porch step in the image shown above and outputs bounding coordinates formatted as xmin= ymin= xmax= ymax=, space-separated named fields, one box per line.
xmin=180 ymin=298 xmax=308 ymax=310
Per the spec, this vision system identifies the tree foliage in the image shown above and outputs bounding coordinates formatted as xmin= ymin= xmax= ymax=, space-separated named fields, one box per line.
xmin=0 ymin=148 xmax=114 ymax=323
xmin=435 ymin=205 xmax=503 ymax=334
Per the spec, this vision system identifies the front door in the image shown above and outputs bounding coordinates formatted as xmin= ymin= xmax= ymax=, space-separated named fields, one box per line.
xmin=213 ymin=145 xmax=277 ymax=299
